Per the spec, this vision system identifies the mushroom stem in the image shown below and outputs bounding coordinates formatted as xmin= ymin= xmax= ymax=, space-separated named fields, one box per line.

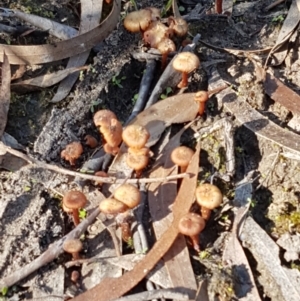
xmin=72 ymin=209 xmax=80 ymax=226
xmin=200 ymin=206 xmax=211 ymax=220
xmin=161 ymin=53 xmax=168 ymax=70
xmin=215 ymin=0 xmax=222 ymax=14
xmin=178 ymin=72 xmax=188 ymax=88
xmin=180 ymin=166 xmax=187 ymax=174
xmin=119 ymin=221 xmax=132 ymax=243
xmin=72 ymin=251 xmax=80 ymax=260
xmin=199 ymin=102 xmax=206 ymax=115
xmin=190 ymin=235 xmax=200 ymax=252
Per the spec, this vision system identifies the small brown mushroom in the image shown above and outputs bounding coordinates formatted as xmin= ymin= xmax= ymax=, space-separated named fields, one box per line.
xmin=103 ymin=143 xmax=120 ymax=155
xmin=122 ymin=124 xmax=150 ymax=150
xmin=63 ymin=191 xmax=87 ymax=226
xmin=124 ymin=9 xmax=152 ymax=33
xmin=99 ymin=198 xmax=128 ymax=215
xmin=215 ymin=0 xmax=223 ymax=14
xmin=143 ymin=21 xmax=170 ymax=48
xmin=93 ymin=109 xmax=117 ymax=129
xmin=194 ymin=91 xmax=209 ymax=115
xmin=100 ymin=118 xmax=123 ymax=148
xmin=172 ymin=52 xmax=200 ymax=88
xmin=145 ymin=7 xmax=161 ymax=21
xmin=61 ymin=141 xmax=83 ymax=166
xmin=178 ymin=212 xmax=205 ymax=252
xmin=84 ymin=135 xmax=98 ymax=148
xmin=126 ymin=152 xmax=149 ymax=178
xmin=168 ymin=17 xmax=188 ymax=37
xmin=114 ymin=183 xmax=141 ymax=209
xmin=94 ymin=171 xmax=108 ymax=186
xmin=157 ymin=38 xmax=176 ymax=69
xmin=63 ymin=239 xmax=83 ymax=260
xmin=128 ymin=146 xmax=150 ymax=156
xmin=171 ymin=146 xmax=195 ymax=173
xmin=195 ymin=183 xmax=223 ymax=220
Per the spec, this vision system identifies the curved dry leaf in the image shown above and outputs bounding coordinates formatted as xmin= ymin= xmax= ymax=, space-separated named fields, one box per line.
xmin=0 ymin=0 xmax=120 ymax=65
xmin=11 ymin=66 xmax=88 ymax=92
xmin=50 ymin=0 xmax=103 ymax=103
xmin=9 ymin=8 xmax=78 ymax=40
xmin=72 ymin=142 xmax=201 ymax=301
xmin=0 ymin=53 xmax=11 ymax=138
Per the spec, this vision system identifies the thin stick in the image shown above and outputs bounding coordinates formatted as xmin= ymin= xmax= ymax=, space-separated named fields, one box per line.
xmin=0 ymin=142 xmax=190 ymax=184
xmin=110 ymin=289 xmax=189 ymax=301
xmin=265 ymin=0 xmax=285 ymax=11
xmin=0 ymin=207 xmax=100 ymax=289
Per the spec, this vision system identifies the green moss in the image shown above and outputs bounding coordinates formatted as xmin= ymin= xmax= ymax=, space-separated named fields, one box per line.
xmin=272 ymin=211 xmax=300 ymax=235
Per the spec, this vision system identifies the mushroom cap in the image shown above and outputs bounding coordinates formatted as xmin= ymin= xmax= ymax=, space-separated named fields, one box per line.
xmin=122 ymin=124 xmax=150 ymax=149
xmin=169 ymin=17 xmax=188 ymax=37
xmin=94 ymin=171 xmax=108 ymax=185
xmin=62 ymin=203 xmax=73 ymax=214
xmin=171 ymin=146 xmax=195 ymax=168
xmin=178 ymin=213 xmax=205 ymax=236
xmin=61 ymin=142 xmax=83 ymax=165
xmin=63 ymin=191 xmax=87 ymax=210
xmin=93 ymin=110 xmax=117 ymax=128
xmin=145 ymin=7 xmax=161 ymax=20
xmin=195 ymin=183 xmax=223 ymax=210
xmin=103 ymin=143 xmax=120 ymax=155
xmin=63 ymin=239 xmax=83 ymax=254
xmin=157 ymin=38 xmax=176 ymax=54
xmin=84 ymin=135 xmax=98 ymax=148
xmin=194 ymin=90 xmax=209 ymax=104
xmin=126 ymin=153 xmax=149 ymax=171
xmin=128 ymin=147 xmax=150 ymax=156
xmin=100 ymin=118 xmax=123 ymax=147
xmin=114 ymin=184 xmax=141 ymax=209
xmin=99 ymin=198 xmax=128 ymax=214
xmin=124 ymin=9 xmax=152 ymax=32
xmin=143 ymin=21 xmax=169 ymax=48
xmin=172 ymin=52 xmax=200 ymax=73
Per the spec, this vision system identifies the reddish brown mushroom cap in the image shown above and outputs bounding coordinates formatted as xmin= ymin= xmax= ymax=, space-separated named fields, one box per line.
xmin=128 ymin=147 xmax=150 ymax=156
xmin=122 ymin=124 xmax=150 ymax=149
xmin=145 ymin=7 xmax=161 ymax=21
xmin=157 ymin=38 xmax=176 ymax=69
xmin=171 ymin=146 xmax=195 ymax=171
xmin=126 ymin=152 xmax=149 ymax=176
xmin=63 ymin=239 xmax=83 ymax=260
xmin=114 ymin=184 xmax=141 ymax=209
xmin=100 ymin=118 xmax=123 ymax=148
xmin=103 ymin=143 xmax=120 ymax=155
xmin=195 ymin=183 xmax=223 ymax=210
xmin=124 ymin=9 xmax=152 ymax=32
xmin=168 ymin=17 xmax=188 ymax=37
xmin=84 ymin=135 xmax=98 ymax=148
xmin=93 ymin=110 xmax=117 ymax=128
xmin=172 ymin=52 xmax=200 ymax=88
xmin=194 ymin=90 xmax=209 ymax=115
xmin=63 ymin=191 xmax=87 ymax=210
xmin=178 ymin=212 xmax=206 ymax=237
xmin=99 ymin=198 xmax=128 ymax=215
xmin=143 ymin=21 xmax=170 ymax=48
xmin=61 ymin=141 xmax=83 ymax=166
xmin=94 ymin=171 xmax=108 ymax=186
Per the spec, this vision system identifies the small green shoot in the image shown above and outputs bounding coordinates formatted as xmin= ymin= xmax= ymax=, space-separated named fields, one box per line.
xmin=127 ymin=237 xmax=134 ymax=249
xmin=111 ymin=75 xmax=126 ymax=88
xmin=90 ymin=99 xmax=102 ymax=113
xmin=161 ymin=0 xmax=172 ymax=17
xmin=79 ymin=208 xmax=87 ymax=220
xmin=160 ymin=87 xmax=173 ymax=99
xmin=23 ymin=185 xmax=31 ymax=192
xmin=79 ymin=70 xmax=85 ymax=81
xmin=271 ymin=14 xmax=285 ymax=24
xmin=247 ymin=197 xmax=257 ymax=208
xmin=1 ymin=287 xmax=8 ymax=296
xmin=129 ymin=0 xmax=138 ymax=11
xmin=131 ymin=93 xmax=139 ymax=104
xmin=199 ymin=250 xmax=210 ymax=259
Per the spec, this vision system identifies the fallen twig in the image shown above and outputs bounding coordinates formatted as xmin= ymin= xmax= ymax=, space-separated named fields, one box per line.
xmin=0 ymin=207 xmax=100 ymax=289
xmin=110 ymin=288 xmax=189 ymax=301
xmin=264 ymin=0 xmax=285 ymax=11
xmin=0 ymin=142 xmax=190 ymax=184
xmin=126 ymin=60 xmax=157 ymax=125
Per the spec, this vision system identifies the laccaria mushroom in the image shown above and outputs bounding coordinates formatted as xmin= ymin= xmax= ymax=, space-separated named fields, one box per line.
xmin=143 ymin=21 xmax=170 ymax=48
xmin=84 ymin=135 xmax=98 ymax=148
xmin=94 ymin=171 xmax=108 ymax=187
xmin=145 ymin=7 xmax=161 ymax=21
xmin=195 ymin=183 xmax=223 ymax=220
xmin=215 ymin=0 xmax=223 ymax=14
xmin=126 ymin=152 xmax=149 ymax=177
xmin=171 ymin=146 xmax=195 ymax=173
xmin=157 ymin=38 xmax=176 ymax=69
xmin=63 ymin=191 xmax=87 ymax=226
xmin=99 ymin=198 xmax=128 ymax=215
xmin=178 ymin=212 xmax=206 ymax=252
xmin=93 ymin=109 xmax=117 ymax=129
xmin=172 ymin=52 xmax=200 ymax=88
xmin=99 ymin=118 xmax=123 ymax=148
xmin=194 ymin=90 xmax=209 ymax=115
xmin=128 ymin=146 xmax=150 ymax=156
xmin=168 ymin=17 xmax=188 ymax=37
xmin=122 ymin=124 xmax=150 ymax=150
xmin=61 ymin=141 xmax=83 ymax=166
xmin=63 ymin=239 xmax=83 ymax=260
xmin=114 ymin=183 xmax=141 ymax=209
xmin=103 ymin=142 xmax=120 ymax=155
xmin=124 ymin=9 xmax=152 ymax=33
